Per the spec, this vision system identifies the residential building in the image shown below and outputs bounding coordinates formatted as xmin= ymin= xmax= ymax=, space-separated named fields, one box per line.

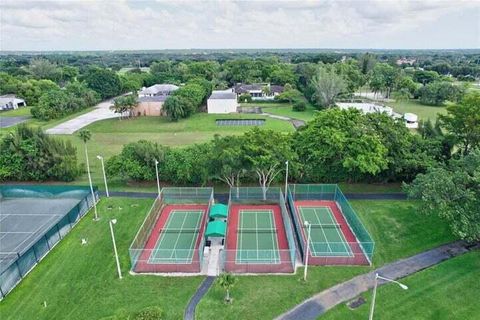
xmin=134 ymin=84 xmax=179 ymax=116
xmin=207 ymin=89 xmax=238 ymax=114
xmin=0 ymin=95 xmax=26 ymax=111
xmin=234 ymin=83 xmax=284 ymax=101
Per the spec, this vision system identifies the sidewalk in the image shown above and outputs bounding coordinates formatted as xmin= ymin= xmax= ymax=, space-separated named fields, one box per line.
xmin=275 ymin=241 xmax=472 ymax=320
xmin=46 ymin=99 xmax=120 ymax=134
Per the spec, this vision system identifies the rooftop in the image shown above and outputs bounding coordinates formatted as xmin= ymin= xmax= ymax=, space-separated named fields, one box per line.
xmin=209 ymin=90 xmax=237 ymax=100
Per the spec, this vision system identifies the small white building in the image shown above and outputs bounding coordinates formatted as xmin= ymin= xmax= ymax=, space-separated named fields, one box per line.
xmin=207 ymin=90 xmax=238 ymax=114
xmin=0 ymin=95 xmax=26 ymax=111
xmin=336 ymin=102 xmax=393 ymax=116
xmin=404 ymin=113 xmax=419 ymax=129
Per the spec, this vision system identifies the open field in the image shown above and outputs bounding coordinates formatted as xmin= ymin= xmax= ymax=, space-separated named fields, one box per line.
xmin=196 ymin=200 xmax=456 ymax=319
xmin=321 ymin=250 xmax=480 ymax=320
xmin=245 ymin=102 xmax=319 ymax=122
xmin=386 ymin=99 xmax=447 ymax=122
xmin=0 ymin=197 xmax=203 ymax=320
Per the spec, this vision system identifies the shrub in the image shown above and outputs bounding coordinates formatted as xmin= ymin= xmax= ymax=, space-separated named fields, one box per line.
xmin=132 ymin=307 xmax=164 ymax=320
xmin=238 ymin=93 xmax=252 ymax=103
xmin=292 ymin=100 xmax=306 ymax=111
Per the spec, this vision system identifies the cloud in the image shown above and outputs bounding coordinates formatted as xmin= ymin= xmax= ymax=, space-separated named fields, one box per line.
xmin=0 ymin=0 xmax=478 ymax=50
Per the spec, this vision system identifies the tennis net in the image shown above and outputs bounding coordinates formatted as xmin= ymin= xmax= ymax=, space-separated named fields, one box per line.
xmin=237 ymin=228 xmax=278 ymax=234
xmin=307 ymin=223 xmax=342 ymax=229
xmin=158 ymin=228 xmax=201 ymax=234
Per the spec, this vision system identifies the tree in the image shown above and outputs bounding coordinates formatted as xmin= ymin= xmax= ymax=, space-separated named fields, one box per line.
xmin=78 ymin=129 xmax=97 ymax=219
xmin=413 ymin=70 xmax=439 ymax=85
xmin=83 ymin=67 xmax=123 ymax=99
xmin=111 ymin=94 xmax=138 ymax=118
xmin=210 ymin=135 xmax=245 ymax=196
xmin=218 ymin=273 xmax=238 ymax=303
xmin=310 ymin=66 xmax=346 ymax=109
xmin=439 ymin=92 xmax=480 ymax=155
xmin=405 ymin=150 xmax=480 ymax=242
xmin=294 ymin=109 xmax=388 ymax=182
xmin=275 ymin=88 xmax=303 ymax=104
xmin=241 ymin=128 xmax=296 ymax=200
xmin=418 ymin=81 xmax=464 ymax=106
xmin=369 ymin=63 xmax=399 ymax=98
xmin=27 ymin=58 xmax=60 ymax=81
xmin=0 ymin=125 xmax=80 ymax=182
xmin=163 ymin=96 xmax=188 ymax=121
xmin=358 ymin=52 xmax=377 ymax=74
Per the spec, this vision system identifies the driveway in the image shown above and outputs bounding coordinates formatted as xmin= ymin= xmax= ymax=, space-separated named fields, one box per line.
xmin=46 ymin=99 xmax=120 ymax=134
xmin=0 ymin=116 xmax=30 ymax=128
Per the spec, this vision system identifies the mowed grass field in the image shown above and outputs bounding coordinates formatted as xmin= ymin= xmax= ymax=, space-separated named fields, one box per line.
xmin=245 ymin=102 xmax=319 ymax=122
xmin=386 ymin=99 xmax=447 ymax=122
xmin=321 ymin=251 xmax=480 ymax=320
xmin=0 ymin=198 xmax=203 ymax=320
xmin=196 ymin=200 xmax=457 ymax=319
xmin=60 ymin=113 xmax=294 ymax=186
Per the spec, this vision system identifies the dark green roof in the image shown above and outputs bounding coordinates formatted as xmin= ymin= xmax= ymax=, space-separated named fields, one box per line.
xmin=209 ymin=203 xmax=228 ymax=218
xmin=205 ymin=220 xmax=226 ymax=237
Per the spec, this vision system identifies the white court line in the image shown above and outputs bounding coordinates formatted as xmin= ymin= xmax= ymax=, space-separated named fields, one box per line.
xmin=255 ymin=211 xmax=259 ymax=261
xmin=311 ymin=208 xmax=333 ymax=255
xmin=323 ymin=207 xmax=353 ymax=257
xmin=184 ymin=211 xmax=202 ymax=262
xmin=150 ymin=210 xmax=177 ymax=262
xmin=268 ymin=209 xmax=280 ymax=264
xmin=168 ymin=212 xmax=189 ymax=260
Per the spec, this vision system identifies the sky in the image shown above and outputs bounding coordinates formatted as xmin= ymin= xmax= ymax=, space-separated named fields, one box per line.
xmin=1 ymin=0 xmax=479 ymax=51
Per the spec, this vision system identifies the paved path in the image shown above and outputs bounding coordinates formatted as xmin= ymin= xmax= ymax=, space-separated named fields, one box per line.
xmin=46 ymin=99 xmax=120 ymax=134
xmin=184 ymin=276 xmax=216 ymax=320
xmin=101 ymin=191 xmax=407 ymax=202
xmin=260 ymin=111 xmax=306 ymax=129
xmin=275 ymin=241 xmax=473 ymax=320
xmin=0 ymin=116 xmax=30 ymax=128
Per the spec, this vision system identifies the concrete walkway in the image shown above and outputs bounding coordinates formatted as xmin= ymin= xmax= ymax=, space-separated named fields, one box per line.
xmin=275 ymin=241 xmax=473 ymax=320
xmin=184 ymin=276 xmax=216 ymax=320
xmin=46 ymin=98 xmax=120 ymax=134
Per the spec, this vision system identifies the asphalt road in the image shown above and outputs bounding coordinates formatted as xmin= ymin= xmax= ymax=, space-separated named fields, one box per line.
xmin=0 ymin=116 xmax=30 ymax=128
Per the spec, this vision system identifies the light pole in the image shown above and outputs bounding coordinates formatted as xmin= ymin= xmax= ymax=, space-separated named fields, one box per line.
xmin=284 ymin=160 xmax=289 ymax=202
xmin=369 ymin=273 xmax=408 ymax=320
xmin=303 ymin=220 xmax=311 ymax=281
xmin=154 ymin=159 xmax=160 ymax=197
xmin=109 ymin=219 xmax=122 ymax=279
xmin=97 ymin=155 xmax=109 ymax=197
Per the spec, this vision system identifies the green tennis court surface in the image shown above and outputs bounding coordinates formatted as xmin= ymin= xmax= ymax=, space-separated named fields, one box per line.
xmin=236 ymin=209 xmax=280 ymax=264
xmin=149 ymin=210 xmax=203 ymax=264
xmin=299 ymin=206 xmax=353 ymax=257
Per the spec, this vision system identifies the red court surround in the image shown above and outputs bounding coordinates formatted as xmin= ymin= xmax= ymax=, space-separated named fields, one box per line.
xmin=224 ymin=204 xmax=294 ymax=273
xmin=294 ymin=200 xmax=370 ymax=265
xmin=133 ymin=204 xmax=208 ymax=273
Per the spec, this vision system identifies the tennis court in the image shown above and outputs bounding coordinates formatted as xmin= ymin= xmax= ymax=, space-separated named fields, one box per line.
xmin=149 ymin=210 xmax=203 ymax=264
xmin=298 ymin=206 xmax=353 ymax=257
xmin=236 ymin=209 xmax=280 ymax=264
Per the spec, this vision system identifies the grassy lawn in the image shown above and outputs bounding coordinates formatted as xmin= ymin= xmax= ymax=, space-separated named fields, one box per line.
xmin=321 ymin=250 xmax=480 ymax=320
xmin=386 ymin=99 xmax=447 ymax=122
xmin=60 ymin=113 xmax=293 ymax=186
xmin=0 ymin=197 xmax=203 ymax=320
xmin=0 ymin=106 xmax=33 ymax=117
xmin=196 ymin=200 xmax=456 ymax=319
xmin=251 ymin=102 xmax=319 ymax=122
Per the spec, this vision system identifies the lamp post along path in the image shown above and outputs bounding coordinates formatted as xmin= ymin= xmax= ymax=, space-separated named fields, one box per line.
xmin=97 ymin=155 xmax=109 ymax=197
xmin=284 ymin=161 xmax=289 ymax=202
xmin=154 ymin=159 xmax=161 ymax=198
xmin=369 ymin=273 xmax=408 ymax=320
xmin=303 ymin=220 xmax=311 ymax=281
xmin=109 ymin=219 xmax=122 ymax=279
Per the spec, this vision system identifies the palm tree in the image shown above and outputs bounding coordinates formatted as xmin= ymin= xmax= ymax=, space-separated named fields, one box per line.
xmin=78 ymin=129 xmax=98 ymax=220
xmin=218 ymin=273 xmax=238 ymax=303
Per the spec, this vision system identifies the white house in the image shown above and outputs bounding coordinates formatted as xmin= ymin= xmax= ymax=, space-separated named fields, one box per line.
xmin=207 ymin=90 xmax=238 ymax=114
xmin=234 ymin=83 xmax=284 ymax=101
xmin=0 ymin=95 xmax=26 ymax=111
xmin=138 ymin=84 xmax=179 ymax=97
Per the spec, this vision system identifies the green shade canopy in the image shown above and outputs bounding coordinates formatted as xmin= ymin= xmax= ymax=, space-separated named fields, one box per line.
xmin=209 ymin=203 xmax=228 ymax=219
xmin=205 ymin=220 xmax=226 ymax=238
